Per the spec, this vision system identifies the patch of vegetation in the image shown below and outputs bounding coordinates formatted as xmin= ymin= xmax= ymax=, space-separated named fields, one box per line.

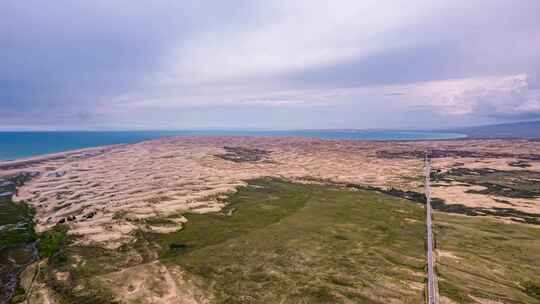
xmin=112 ymin=210 xmax=127 ymax=220
xmin=148 ymin=179 xmax=427 ymax=303
xmin=0 ymin=200 xmax=36 ymax=304
xmin=21 ymin=219 xmax=169 ymax=303
xmin=466 ymin=182 xmax=540 ymax=198
xmin=3 ymin=171 xmax=39 ymax=187
xmin=508 ymin=160 xmax=531 ymax=168
xmin=437 ymin=280 xmax=472 ymax=303
xmin=144 ymin=216 xmax=177 ymax=226
xmin=524 ymin=281 xmax=540 ymax=300
xmin=38 ymin=225 xmax=68 ymax=260
xmin=376 ymin=148 xmax=540 ymax=161
xmin=0 ymin=199 xmax=36 ymax=247
xmin=0 ymin=175 xmax=38 ymax=304
xmin=430 ymin=198 xmax=540 ymax=225
xmin=44 ymin=233 xmax=159 ymax=280
xmin=435 ymin=167 xmax=540 ymax=198
xmin=9 ymin=284 xmax=27 ymax=303
xmin=144 ymin=195 xmax=173 ymax=204
xmin=52 ymin=202 xmax=72 ymax=212
xmin=34 ymin=226 xmax=125 ymax=304
xmin=215 ymin=146 xmax=272 ymax=163
xmin=41 ymin=264 xmax=120 ymax=304
xmin=434 ymin=211 xmax=540 ymax=304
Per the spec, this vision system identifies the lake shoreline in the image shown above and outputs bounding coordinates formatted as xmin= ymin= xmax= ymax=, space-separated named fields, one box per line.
xmin=0 ymin=131 xmax=466 ymax=161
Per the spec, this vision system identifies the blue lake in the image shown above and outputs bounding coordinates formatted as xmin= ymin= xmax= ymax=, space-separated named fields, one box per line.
xmin=0 ymin=130 xmax=466 ymax=160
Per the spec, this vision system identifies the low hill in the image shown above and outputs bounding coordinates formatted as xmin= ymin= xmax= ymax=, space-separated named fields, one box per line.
xmin=444 ymin=121 xmax=540 ymax=139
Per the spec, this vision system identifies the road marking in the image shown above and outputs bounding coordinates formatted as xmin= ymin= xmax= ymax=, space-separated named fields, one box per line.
xmin=425 ymin=151 xmax=439 ymax=304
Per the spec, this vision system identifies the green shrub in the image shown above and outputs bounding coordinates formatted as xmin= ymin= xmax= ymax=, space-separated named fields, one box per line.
xmin=38 ymin=225 xmax=68 ymax=259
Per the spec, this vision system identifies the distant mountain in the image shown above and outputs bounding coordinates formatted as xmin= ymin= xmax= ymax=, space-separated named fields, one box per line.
xmin=443 ymin=121 xmax=540 ymax=139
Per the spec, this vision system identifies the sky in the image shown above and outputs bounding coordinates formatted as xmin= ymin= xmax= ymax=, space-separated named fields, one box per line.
xmin=1 ymin=0 xmax=540 ymax=130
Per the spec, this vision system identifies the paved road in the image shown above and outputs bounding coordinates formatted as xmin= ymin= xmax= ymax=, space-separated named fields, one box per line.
xmin=425 ymin=152 xmax=438 ymax=304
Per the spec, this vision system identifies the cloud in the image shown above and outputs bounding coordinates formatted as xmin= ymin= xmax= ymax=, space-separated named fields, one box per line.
xmin=164 ymin=0 xmax=441 ymax=85
xmin=393 ymin=74 xmax=540 ymax=118
xmin=1 ymin=1 xmax=540 ymax=129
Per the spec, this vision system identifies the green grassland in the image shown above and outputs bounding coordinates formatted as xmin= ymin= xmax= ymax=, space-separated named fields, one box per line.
xmin=147 ymin=179 xmax=428 ymax=303
xmin=434 ymin=212 xmax=540 ymax=303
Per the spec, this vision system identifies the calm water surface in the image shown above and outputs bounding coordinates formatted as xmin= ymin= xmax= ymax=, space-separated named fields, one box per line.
xmin=0 ymin=130 xmax=466 ymax=160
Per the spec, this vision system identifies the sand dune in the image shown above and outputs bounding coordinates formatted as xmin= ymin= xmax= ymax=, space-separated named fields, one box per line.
xmin=4 ymin=137 xmax=540 ymax=248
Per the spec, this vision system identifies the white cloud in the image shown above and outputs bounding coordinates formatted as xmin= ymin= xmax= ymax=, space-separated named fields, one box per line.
xmin=161 ymin=0 xmax=441 ymax=85
xmin=106 ymin=73 xmax=539 ymax=117
xmin=396 ymin=74 xmax=540 ymax=117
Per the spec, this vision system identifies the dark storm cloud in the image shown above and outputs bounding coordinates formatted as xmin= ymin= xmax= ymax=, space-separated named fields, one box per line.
xmin=0 ymin=1 xmax=261 ymax=110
